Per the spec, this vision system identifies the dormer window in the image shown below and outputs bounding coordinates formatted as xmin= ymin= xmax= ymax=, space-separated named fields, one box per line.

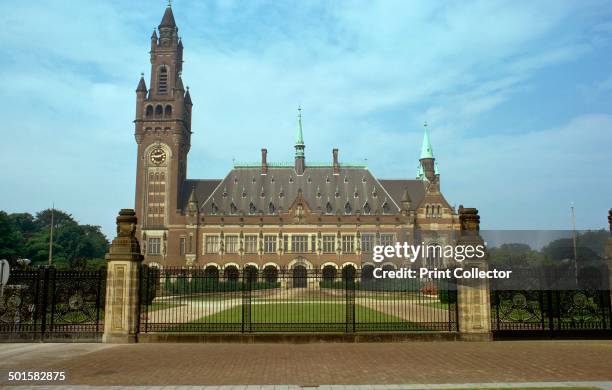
xmin=363 ymin=202 xmax=371 ymax=214
xmin=211 ymin=202 xmax=218 ymax=214
xmin=268 ymin=202 xmax=275 ymax=214
xmin=230 ymin=202 xmax=237 ymax=214
xmin=382 ymin=201 xmax=390 ymax=214
xmin=326 ymin=202 xmax=333 ymax=214
xmin=249 ymin=202 xmax=256 ymax=214
xmin=344 ymin=202 xmax=352 ymax=214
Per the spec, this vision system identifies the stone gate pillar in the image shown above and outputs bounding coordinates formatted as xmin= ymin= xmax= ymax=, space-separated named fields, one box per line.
xmin=103 ymin=209 xmax=144 ymax=343
xmin=456 ymin=206 xmax=492 ymax=341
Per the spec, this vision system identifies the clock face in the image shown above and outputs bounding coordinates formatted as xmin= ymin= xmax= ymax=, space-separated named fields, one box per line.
xmin=150 ymin=148 xmax=167 ymax=165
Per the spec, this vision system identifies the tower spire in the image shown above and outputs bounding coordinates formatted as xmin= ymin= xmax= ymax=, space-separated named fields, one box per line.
xmin=159 ymin=2 xmax=176 ymax=28
xmin=294 ymin=106 xmax=305 ymax=175
xmin=418 ymin=121 xmax=437 ymax=182
xmin=420 ymin=121 xmax=434 ymax=159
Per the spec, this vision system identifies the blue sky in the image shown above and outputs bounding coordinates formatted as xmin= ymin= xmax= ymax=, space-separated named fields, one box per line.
xmin=1 ymin=0 xmax=611 ymax=239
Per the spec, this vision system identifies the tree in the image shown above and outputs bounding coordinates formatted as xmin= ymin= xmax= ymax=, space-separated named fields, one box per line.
xmin=0 ymin=208 xmax=109 ymax=269
xmin=0 ymin=211 xmax=26 ymax=264
xmin=488 ymin=243 xmax=542 ymax=268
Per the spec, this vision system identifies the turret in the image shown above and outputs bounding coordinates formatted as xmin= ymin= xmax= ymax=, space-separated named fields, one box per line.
xmin=294 ymin=107 xmax=305 ymax=175
xmin=135 ymin=73 xmax=147 ymax=121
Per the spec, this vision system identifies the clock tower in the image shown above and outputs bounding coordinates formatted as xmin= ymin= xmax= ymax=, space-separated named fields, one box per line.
xmin=133 ymin=3 xmax=193 ymax=256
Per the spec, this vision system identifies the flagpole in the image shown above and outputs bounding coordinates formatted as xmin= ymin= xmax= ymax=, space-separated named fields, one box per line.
xmin=48 ymin=204 xmax=54 ymax=266
xmin=571 ymin=203 xmax=578 ymax=286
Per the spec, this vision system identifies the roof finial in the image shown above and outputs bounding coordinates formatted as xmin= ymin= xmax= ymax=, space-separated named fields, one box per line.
xmin=295 ymin=106 xmax=304 ymax=147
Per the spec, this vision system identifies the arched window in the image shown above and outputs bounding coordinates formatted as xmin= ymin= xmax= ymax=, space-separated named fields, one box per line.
xmin=249 ymin=202 xmax=256 ymax=214
xmin=268 ymin=202 xmax=275 ymax=214
xmin=158 ymin=66 xmax=168 ymax=94
xmin=326 ymin=202 xmax=333 ymax=214
xmin=164 ymin=105 xmax=172 ymax=117
xmin=230 ymin=202 xmax=237 ymax=214
xmin=363 ymin=202 xmax=371 ymax=214
xmin=155 ymin=105 xmax=163 ymax=117
xmin=211 ymin=202 xmax=218 ymax=214
xmin=145 ymin=105 xmax=153 ymax=117
xmin=437 ymin=205 xmax=441 ymax=217
xmin=344 ymin=202 xmax=352 ymax=214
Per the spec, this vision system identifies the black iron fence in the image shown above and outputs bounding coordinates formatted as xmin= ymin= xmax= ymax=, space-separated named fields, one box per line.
xmin=490 ymin=265 xmax=612 ymax=337
xmin=0 ymin=267 xmax=106 ymax=341
xmin=139 ymin=266 xmax=458 ymax=333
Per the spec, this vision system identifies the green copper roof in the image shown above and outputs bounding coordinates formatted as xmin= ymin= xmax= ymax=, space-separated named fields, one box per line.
xmin=420 ymin=122 xmax=434 ymax=159
xmin=416 ymin=163 xmax=424 ymax=180
xmin=295 ymin=107 xmax=305 ymax=158
xmin=234 ymin=161 xmax=366 ymax=168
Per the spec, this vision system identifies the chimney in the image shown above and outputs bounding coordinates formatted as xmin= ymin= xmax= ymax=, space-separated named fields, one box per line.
xmin=332 ymin=148 xmax=339 ymax=175
xmin=261 ymin=148 xmax=268 ymax=175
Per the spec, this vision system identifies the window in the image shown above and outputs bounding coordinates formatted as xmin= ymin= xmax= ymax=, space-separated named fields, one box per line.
xmin=361 ymin=234 xmax=374 ymax=253
xmin=244 ymin=235 xmax=257 ymax=254
xmin=164 ymin=105 xmax=172 ymax=116
xmin=205 ymin=235 xmax=219 ymax=254
xmin=158 ymin=66 xmax=168 ymax=94
xmin=283 ymin=235 xmax=289 ymax=252
xmin=264 ymin=235 xmax=277 ymax=253
xmin=322 ymin=235 xmax=335 ymax=254
xmin=230 ymin=202 xmax=237 ymax=214
xmin=188 ymin=235 xmax=193 ymax=253
xmin=145 ymin=105 xmax=153 ymax=117
xmin=211 ymin=202 xmax=218 ymax=214
xmin=179 ymin=237 xmax=186 ymax=256
xmin=380 ymin=233 xmax=395 ymax=247
xmin=148 ymin=237 xmax=161 ymax=255
xmin=291 ymin=235 xmax=308 ymax=253
xmin=249 ymin=202 xmax=256 ymax=214
xmin=326 ymin=202 xmax=333 ymax=214
xmin=268 ymin=202 xmax=275 ymax=214
xmin=225 ymin=235 xmax=238 ymax=253
xmin=342 ymin=235 xmax=354 ymax=253
xmin=155 ymin=104 xmax=163 ymax=116
xmin=311 ymin=235 xmax=316 ymax=252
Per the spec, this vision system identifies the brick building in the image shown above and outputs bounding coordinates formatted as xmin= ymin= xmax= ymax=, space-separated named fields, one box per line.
xmin=133 ymin=5 xmax=462 ymax=279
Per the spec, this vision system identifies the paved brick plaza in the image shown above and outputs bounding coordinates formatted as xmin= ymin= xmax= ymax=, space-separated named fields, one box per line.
xmin=1 ymin=341 xmax=612 ymax=386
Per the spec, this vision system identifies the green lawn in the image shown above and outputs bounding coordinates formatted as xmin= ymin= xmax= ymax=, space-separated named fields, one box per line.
xmin=168 ymin=303 xmax=431 ymax=332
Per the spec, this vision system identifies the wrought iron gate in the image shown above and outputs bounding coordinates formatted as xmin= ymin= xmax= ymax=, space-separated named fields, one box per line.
xmin=138 ymin=266 xmax=458 ymax=333
xmin=0 ymin=267 xmax=106 ymax=341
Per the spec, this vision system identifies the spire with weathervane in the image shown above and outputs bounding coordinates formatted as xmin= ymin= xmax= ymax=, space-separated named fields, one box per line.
xmin=294 ymin=107 xmax=305 ymax=175
xmin=418 ymin=122 xmax=437 ymax=182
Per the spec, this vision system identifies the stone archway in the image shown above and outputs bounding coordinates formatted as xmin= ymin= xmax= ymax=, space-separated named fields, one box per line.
xmin=292 ymin=265 xmax=307 ymax=288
